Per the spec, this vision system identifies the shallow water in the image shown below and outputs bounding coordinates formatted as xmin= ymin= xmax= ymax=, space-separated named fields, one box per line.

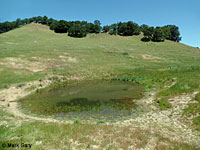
xmin=20 ymin=80 xmax=143 ymax=121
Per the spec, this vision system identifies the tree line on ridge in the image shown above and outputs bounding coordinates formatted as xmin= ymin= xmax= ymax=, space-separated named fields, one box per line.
xmin=0 ymin=16 xmax=181 ymax=42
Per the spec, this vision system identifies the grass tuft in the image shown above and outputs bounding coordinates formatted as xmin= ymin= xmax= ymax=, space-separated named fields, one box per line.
xmin=195 ymin=93 xmax=200 ymax=102
xmin=156 ymin=98 xmax=172 ymax=110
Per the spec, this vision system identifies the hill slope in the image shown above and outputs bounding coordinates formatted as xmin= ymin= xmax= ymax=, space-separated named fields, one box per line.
xmin=0 ymin=23 xmax=199 ymax=85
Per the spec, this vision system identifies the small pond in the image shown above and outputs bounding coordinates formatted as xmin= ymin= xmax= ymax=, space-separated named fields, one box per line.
xmin=20 ymin=80 xmax=144 ymax=121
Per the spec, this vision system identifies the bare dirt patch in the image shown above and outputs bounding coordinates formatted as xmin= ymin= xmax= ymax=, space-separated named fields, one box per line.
xmin=117 ymin=91 xmax=200 ymax=148
xmin=59 ymin=55 xmax=78 ymax=63
xmin=5 ymin=42 xmax=19 ymax=45
xmin=0 ymin=68 xmax=4 ymax=72
xmin=141 ymin=54 xmax=162 ymax=62
xmin=0 ymin=75 xmax=85 ymax=124
xmin=0 ymin=80 xmax=51 ymax=105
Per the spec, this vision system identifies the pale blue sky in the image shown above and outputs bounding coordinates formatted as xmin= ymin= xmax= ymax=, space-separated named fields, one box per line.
xmin=0 ymin=0 xmax=199 ymax=47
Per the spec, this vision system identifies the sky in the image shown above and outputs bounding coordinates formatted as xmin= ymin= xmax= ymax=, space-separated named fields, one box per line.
xmin=0 ymin=0 xmax=199 ymax=47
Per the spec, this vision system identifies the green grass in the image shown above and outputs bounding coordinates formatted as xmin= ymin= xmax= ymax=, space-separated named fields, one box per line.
xmin=183 ymin=103 xmax=200 ymax=116
xmin=193 ymin=116 xmax=200 ymax=125
xmin=195 ymin=93 xmax=200 ymax=102
xmin=183 ymin=92 xmax=200 ymax=130
xmin=184 ymin=93 xmax=200 ymax=114
xmin=25 ymin=85 xmax=37 ymax=91
xmin=155 ymin=98 xmax=172 ymax=110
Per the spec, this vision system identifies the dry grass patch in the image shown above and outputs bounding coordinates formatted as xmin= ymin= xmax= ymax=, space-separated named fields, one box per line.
xmin=0 ymin=57 xmax=47 ymax=72
xmin=154 ymin=135 xmax=199 ymax=150
xmin=85 ymin=125 xmax=150 ymax=149
xmin=0 ymin=55 xmax=78 ymax=73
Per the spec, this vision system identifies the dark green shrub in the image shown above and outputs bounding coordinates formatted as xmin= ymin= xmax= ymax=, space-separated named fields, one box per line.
xmin=68 ymin=24 xmax=87 ymax=38
xmin=152 ymin=27 xmax=165 ymax=42
xmin=141 ymin=37 xmax=150 ymax=42
xmin=53 ymin=20 xmax=70 ymax=33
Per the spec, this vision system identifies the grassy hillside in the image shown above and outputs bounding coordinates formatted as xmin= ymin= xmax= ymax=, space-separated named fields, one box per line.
xmin=0 ymin=23 xmax=199 ymax=84
xmin=0 ymin=23 xmax=200 ymax=149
